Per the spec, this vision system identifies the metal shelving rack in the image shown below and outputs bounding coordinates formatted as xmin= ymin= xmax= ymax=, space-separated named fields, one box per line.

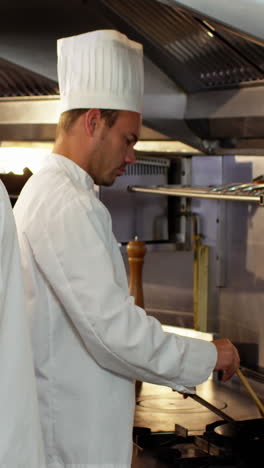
xmin=128 ymin=184 xmax=264 ymax=206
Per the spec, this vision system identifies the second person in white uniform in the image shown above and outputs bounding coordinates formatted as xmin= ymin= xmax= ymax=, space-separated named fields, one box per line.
xmin=0 ymin=180 xmax=45 ymax=468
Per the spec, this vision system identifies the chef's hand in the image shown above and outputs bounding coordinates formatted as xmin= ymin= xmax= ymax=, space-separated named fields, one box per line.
xmin=212 ymin=338 xmax=240 ymax=382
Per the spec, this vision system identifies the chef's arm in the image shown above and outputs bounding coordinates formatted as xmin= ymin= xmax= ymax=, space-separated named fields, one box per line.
xmin=28 ymin=199 xmax=219 ymax=392
xmin=181 ymin=339 xmax=240 ymax=399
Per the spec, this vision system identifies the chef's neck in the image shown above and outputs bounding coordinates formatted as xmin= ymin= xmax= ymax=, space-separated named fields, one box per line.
xmin=53 ymin=117 xmax=94 ymax=174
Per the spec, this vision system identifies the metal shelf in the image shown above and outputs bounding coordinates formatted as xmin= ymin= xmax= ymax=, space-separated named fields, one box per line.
xmin=128 ymin=184 xmax=264 ymax=206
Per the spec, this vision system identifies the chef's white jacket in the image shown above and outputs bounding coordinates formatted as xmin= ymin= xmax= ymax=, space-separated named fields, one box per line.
xmin=0 ymin=181 xmax=45 ymax=468
xmin=14 ymin=153 xmax=217 ymax=468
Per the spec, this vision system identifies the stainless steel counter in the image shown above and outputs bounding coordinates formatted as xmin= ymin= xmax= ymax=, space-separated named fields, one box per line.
xmin=132 ymin=377 xmax=262 ymax=467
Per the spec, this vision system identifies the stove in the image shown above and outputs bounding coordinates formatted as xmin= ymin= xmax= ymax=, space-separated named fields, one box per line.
xmin=133 ymin=418 xmax=264 ymax=467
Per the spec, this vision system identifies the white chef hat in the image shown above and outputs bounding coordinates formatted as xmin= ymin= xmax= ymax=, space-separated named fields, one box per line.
xmin=57 ymin=29 xmax=144 ymax=114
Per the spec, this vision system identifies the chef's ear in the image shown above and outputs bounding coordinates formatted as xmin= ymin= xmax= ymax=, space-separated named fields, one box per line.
xmin=84 ymin=108 xmax=102 ymax=136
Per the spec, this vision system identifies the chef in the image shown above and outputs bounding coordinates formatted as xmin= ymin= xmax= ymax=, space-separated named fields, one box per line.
xmin=13 ymin=29 xmax=240 ymax=467
xmin=0 ymin=180 xmax=45 ymax=467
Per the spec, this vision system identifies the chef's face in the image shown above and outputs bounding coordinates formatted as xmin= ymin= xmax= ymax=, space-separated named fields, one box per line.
xmin=91 ymin=110 xmax=141 ymax=186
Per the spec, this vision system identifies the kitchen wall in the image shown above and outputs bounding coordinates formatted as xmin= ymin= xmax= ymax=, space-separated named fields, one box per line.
xmin=122 ymin=154 xmax=264 ymax=372
xmin=1 ymin=146 xmax=263 ymax=371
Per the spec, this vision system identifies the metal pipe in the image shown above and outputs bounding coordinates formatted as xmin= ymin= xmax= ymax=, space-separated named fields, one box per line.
xmin=128 ymin=185 xmax=263 ymax=204
xmin=192 ymin=214 xmax=199 ymax=331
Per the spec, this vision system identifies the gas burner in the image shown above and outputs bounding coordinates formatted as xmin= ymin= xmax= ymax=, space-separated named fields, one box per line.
xmin=133 ymin=419 xmax=264 ymax=467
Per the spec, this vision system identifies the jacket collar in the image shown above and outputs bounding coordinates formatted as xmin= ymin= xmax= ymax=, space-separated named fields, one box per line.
xmin=49 ymin=153 xmax=94 ymax=190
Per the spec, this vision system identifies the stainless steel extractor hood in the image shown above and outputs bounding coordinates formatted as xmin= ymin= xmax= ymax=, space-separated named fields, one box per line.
xmin=159 ymin=0 xmax=264 ymax=45
xmin=1 ymin=0 xmax=264 ymax=154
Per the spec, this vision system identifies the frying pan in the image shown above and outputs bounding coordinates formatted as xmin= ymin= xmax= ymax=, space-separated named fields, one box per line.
xmin=214 ymin=417 xmax=264 ymax=439
xmin=188 ymin=368 xmax=264 ymax=441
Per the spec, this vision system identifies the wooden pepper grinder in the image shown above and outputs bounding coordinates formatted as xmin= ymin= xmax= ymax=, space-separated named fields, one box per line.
xmin=126 ymin=237 xmax=147 ymax=396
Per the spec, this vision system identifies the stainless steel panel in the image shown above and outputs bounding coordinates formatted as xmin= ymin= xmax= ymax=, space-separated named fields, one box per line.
xmin=101 ymin=158 xmax=170 ymax=242
xmin=189 ymin=155 xmax=264 ymax=370
xmin=131 ymin=154 xmax=264 ymax=372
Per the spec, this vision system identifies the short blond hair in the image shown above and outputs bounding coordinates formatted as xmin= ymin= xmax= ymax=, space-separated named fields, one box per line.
xmin=56 ymin=109 xmax=119 ymax=139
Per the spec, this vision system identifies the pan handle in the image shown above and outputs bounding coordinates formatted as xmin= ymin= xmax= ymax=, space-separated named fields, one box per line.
xmin=189 ymin=393 xmax=234 ymax=422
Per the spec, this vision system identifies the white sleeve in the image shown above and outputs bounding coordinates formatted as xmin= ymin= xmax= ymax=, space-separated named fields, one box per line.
xmin=27 ymin=196 xmax=217 ymax=393
xmin=0 ymin=182 xmax=46 ymax=468
xmin=0 ymin=195 xmax=4 ymax=321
